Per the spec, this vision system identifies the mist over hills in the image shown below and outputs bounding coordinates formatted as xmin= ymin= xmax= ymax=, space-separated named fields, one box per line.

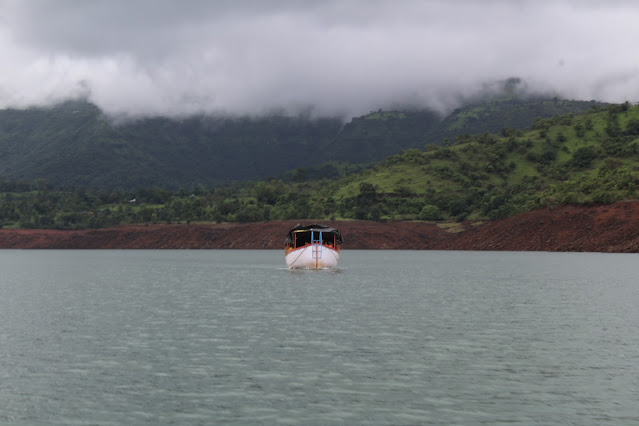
xmin=4 ymin=2 xmax=639 ymax=119
xmin=0 ymin=96 xmax=603 ymax=189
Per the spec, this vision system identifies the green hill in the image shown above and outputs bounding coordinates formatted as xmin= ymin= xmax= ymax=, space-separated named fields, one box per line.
xmin=2 ymin=102 xmax=638 ymax=229
xmin=316 ymin=102 xmax=639 ymax=221
xmin=0 ymin=101 xmax=344 ymax=188
xmin=0 ymin=97 xmax=603 ymax=189
xmin=313 ymin=97 xmax=604 ymax=164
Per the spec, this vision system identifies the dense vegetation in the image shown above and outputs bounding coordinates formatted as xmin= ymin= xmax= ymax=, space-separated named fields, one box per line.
xmin=2 ymin=102 xmax=639 ymax=229
xmin=0 ymin=95 xmax=602 ymax=189
xmin=327 ymin=102 xmax=639 ymax=221
xmin=0 ymin=101 xmax=343 ymax=188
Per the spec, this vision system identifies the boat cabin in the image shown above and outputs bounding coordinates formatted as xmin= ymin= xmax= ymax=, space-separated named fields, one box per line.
xmin=285 ymin=224 xmax=343 ymax=251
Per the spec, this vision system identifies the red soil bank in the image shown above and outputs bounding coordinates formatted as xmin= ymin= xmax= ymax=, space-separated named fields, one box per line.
xmin=2 ymin=202 xmax=639 ymax=252
xmin=434 ymin=201 xmax=639 ymax=252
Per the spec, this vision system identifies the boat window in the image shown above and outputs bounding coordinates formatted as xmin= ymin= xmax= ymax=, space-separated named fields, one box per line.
xmin=293 ymin=230 xmax=337 ymax=248
xmin=295 ymin=231 xmax=312 ymax=247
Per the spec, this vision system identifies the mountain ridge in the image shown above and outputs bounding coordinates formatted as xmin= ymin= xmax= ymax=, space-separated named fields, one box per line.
xmin=0 ymin=96 xmax=603 ymax=189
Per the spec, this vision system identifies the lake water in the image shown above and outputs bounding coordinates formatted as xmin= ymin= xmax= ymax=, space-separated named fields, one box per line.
xmin=1 ymin=250 xmax=638 ymax=425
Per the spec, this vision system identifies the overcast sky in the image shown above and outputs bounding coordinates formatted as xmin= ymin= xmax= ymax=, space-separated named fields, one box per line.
xmin=1 ymin=0 xmax=639 ymax=119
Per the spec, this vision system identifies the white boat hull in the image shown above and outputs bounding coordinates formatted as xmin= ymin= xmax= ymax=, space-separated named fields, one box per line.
xmin=285 ymin=244 xmax=340 ymax=269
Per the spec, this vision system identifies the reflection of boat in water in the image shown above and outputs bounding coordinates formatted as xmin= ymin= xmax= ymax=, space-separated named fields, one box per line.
xmin=284 ymin=224 xmax=342 ymax=269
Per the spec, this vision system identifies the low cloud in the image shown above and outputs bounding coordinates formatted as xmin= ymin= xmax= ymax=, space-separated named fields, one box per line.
xmin=1 ymin=0 xmax=639 ymax=119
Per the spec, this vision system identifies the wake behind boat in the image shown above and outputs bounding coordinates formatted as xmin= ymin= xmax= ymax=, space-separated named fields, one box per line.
xmin=284 ymin=224 xmax=342 ymax=269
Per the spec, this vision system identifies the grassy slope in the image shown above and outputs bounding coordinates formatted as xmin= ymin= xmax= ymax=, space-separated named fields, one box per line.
xmin=323 ymin=103 xmax=639 ymax=220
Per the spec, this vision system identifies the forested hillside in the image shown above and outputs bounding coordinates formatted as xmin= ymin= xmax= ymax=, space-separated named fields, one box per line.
xmin=321 ymin=102 xmax=639 ymax=222
xmin=0 ymin=97 xmax=602 ymax=189
xmin=0 ymin=101 xmax=343 ymax=188
xmin=1 ymin=102 xmax=637 ymax=229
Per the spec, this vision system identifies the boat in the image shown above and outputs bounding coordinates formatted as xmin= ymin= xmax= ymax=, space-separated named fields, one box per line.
xmin=284 ymin=223 xmax=342 ymax=269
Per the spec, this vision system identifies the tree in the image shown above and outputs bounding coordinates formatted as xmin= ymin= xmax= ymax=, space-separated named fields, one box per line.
xmin=255 ymin=180 xmax=282 ymax=205
xmin=236 ymin=203 xmax=264 ymax=222
xmin=556 ymin=132 xmax=567 ymax=143
xmin=570 ymin=146 xmax=598 ymax=169
xmin=369 ymin=205 xmax=382 ymax=221
xmin=419 ymin=205 xmax=442 ymax=221
xmin=626 ymin=118 xmax=639 ymax=135
xmin=356 ymin=182 xmax=378 ymax=207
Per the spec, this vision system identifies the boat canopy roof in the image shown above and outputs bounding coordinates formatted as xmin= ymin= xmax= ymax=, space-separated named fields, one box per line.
xmin=285 ymin=223 xmax=343 ymax=245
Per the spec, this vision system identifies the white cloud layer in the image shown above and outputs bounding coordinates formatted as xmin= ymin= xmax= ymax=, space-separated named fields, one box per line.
xmin=1 ymin=0 xmax=639 ymax=118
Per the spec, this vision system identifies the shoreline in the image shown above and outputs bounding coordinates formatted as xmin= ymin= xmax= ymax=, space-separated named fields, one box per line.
xmin=2 ymin=202 xmax=639 ymax=252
